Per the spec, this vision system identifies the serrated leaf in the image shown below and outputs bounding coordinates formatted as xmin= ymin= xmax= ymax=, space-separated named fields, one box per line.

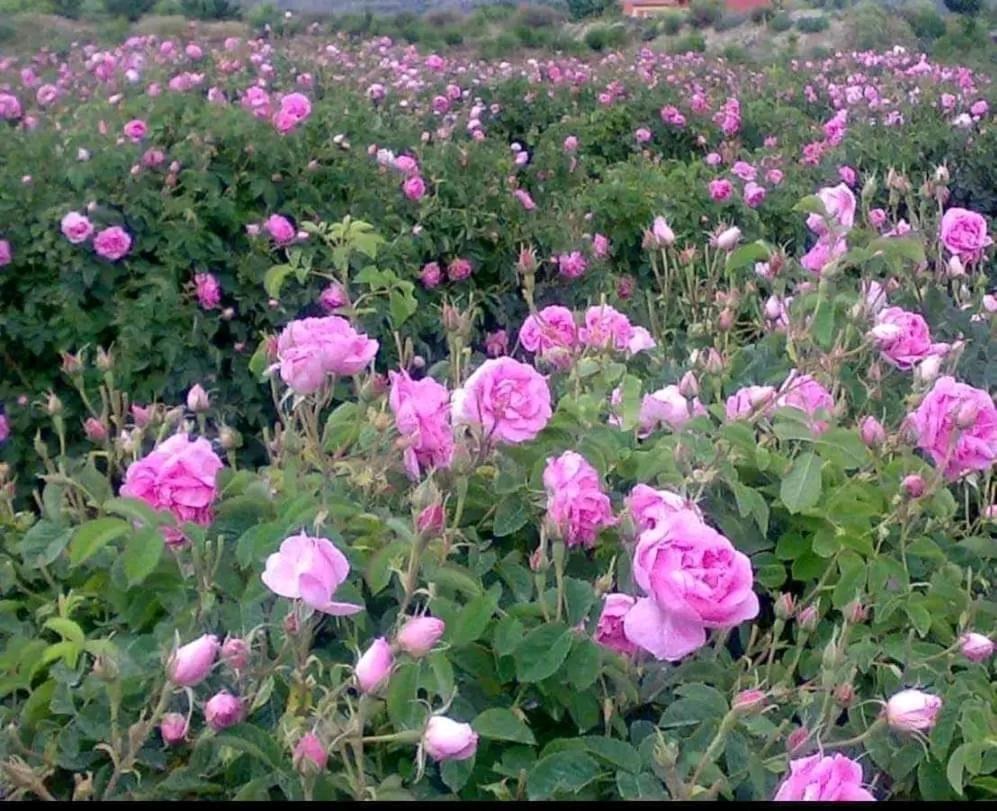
xmin=515 ymin=624 xmax=573 ymax=683
xmin=493 ymin=494 xmax=531 ymax=538
xmin=449 ymin=593 xmax=498 ymax=647
xmin=68 ymin=518 xmax=130 ymax=567
xmin=780 ymin=452 xmax=822 ymax=514
xmin=122 ymin=527 xmax=164 ymax=587
xmin=527 ymin=751 xmax=602 ymax=800
xmin=473 ymin=708 xmax=536 ymax=745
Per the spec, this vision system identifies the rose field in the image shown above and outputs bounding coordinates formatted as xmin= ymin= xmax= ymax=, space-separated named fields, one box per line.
xmin=0 ymin=16 xmax=996 ymax=802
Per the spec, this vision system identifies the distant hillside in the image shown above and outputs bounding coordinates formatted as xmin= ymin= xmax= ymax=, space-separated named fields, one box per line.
xmin=237 ymin=0 xmax=557 ymax=14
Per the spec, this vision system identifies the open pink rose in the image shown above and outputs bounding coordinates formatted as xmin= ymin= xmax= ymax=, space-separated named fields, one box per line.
xmin=726 ymin=385 xmax=777 ymax=421
xmin=388 ymin=370 xmax=454 ymax=479
xmin=120 ymin=433 xmax=223 ymax=545
xmin=264 ymin=214 xmax=295 ymax=245
xmin=774 ymin=754 xmax=875 ymax=802
xmin=594 ymin=593 xmax=638 ymax=655
xmin=907 ymin=376 xmax=996 ymax=479
xmin=519 ymin=306 xmax=578 ymax=369
xmin=870 ymin=307 xmax=946 ymax=370
xmin=579 ymin=305 xmax=656 ymax=355
xmin=194 ymin=272 xmax=221 ymax=310
xmin=93 ymin=226 xmax=132 ymax=261
xmin=261 ymin=533 xmax=362 ymax=616
xmin=806 ymin=183 xmax=856 ymax=235
xmin=776 ymin=372 xmax=835 ymax=435
xmin=625 ymin=484 xmax=702 ymax=532
xmin=542 ymin=451 xmax=615 ymax=548
xmin=276 ymin=316 xmax=379 ymax=394
xmin=624 ymin=510 xmax=758 ymax=661
xmin=940 ymin=207 xmax=992 ymax=263
xmin=452 ymin=357 xmax=552 ymax=444
xmin=61 ymin=211 xmax=94 ymax=244
xmin=637 ymin=385 xmax=707 ymax=436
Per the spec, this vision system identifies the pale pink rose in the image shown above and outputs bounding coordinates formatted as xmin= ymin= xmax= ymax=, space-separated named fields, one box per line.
xmin=635 ymin=127 xmax=652 ymax=143
xmin=594 ymin=594 xmax=638 ymax=655
xmin=396 ymin=616 xmax=446 ymax=658
xmin=276 ymin=316 xmax=379 ymax=394
xmin=514 ymin=189 xmax=536 ymax=210
xmin=264 ymin=214 xmax=295 ymax=246
xmin=627 ymin=327 xmax=656 ymax=355
xmin=838 ymin=165 xmax=857 ymax=187
xmin=61 ymin=211 xmax=94 ymax=244
xmin=36 ymin=84 xmax=59 ymax=106
xmin=592 ymin=233 xmax=610 ymax=258
xmin=870 ymin=307 xmax=945 ymax=370
xmin=355 ymin=637 xmax=393 ymax=693
xmin=160 ymin=713 xmax=188 ymax=746
xmin=774 ymin=754 xmax=875 ymax=802
xmin=806 ymin=183 xmax=856 ymax=235
xmin=766 ymin=168 xmax=784 ymax=185
xmin=542 ymin=451 xmax=615 ymax=548
xmin=518 ymin=306 xmax=578 ymax=369
xmin=123 ymin=119 xmax=148 ymax=142
xmin=959 ymin=632 xmax=994 ymax=663
xmin=732 ymin=161 xmax=756 ymax=182
xmin=625 ymin=483 xmax=702 ymax=532
xmin=726 ymin=385 xmax=777 ymax=421
xmin=885 ymin=689 xmax=942 ymax=732
xmin=0 ymin=93 xmax=22 ymax=120
xmin=557 ymin=251 xmax=587 ymax=278
xmin=646 ymin=216 xmax=675 ymax=248
xmin=167 ymin=634 xmax=219 ymax=686
xmin=743 ymin=182 xmax=766 ymax=208
xmin=452 ymin=357 xmax=552 ymax=444
xmin=868 ymin=208 xmax=888 ymax=229
xmin=419 ymin=261 xmax=442 ymax=289
xmin=120 ymin=433 xmax=223 ymax=545
xmin=221 ymin=636 xmax=250 ymax=670
xmin=194 ymin=272 xmax=221 ymax=310
xmin=776 ymin=372 xmax=835 ymax=435
xmin=273 ymin=91 xmax=311 ymax=133
xmin=638 ymin=385 xmax=707 ymax=436
xmin=205 ymin=691 xmax=244 ymax=731
xmin=800 ymin=236 xmax=847 ymax=275
xmin=485 ymin=329 xmax=508 ymax=357
xmin=261 ymin=533 xmax=362 ymax=616
xmin=389 ymin=370 xmax=454 ymax=479
xmin=579 ymin=305 xmax=636 ymax=352
xmin=293 ymin=733 xmax=327 ymax=772
xmin=625 ymin=511 xmax=759 ymax=661
xmin=907 ymin=376 xmax=996 ymax=479
xmin=93 ymin=226 xmax=132 ymax=261
xmin=423 ymin=716 xmax=478 ymax=762
xmin=0 ymin=240 xmax=10 ymax=266
xmin=940 ymin=207 xmax=992 ymax=263
xmin=447 ymin=257 xmax=472 ymax=282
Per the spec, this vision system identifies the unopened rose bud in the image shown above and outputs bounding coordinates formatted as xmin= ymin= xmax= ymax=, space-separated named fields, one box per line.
xmin=423 ymin=716 xmax=478 ymax=762
xmin=774 ymin=592 xmax=796 ymax=621
xmin=833 ymin=682 xmax=855 ymax=707
xmin=95 ymin=347 xmax=113 ymax=372
xmin=798 ymin=605 xmax=819 ymax=632
xmin=221 ymin=307 xmax=235 ymax=321
xmin=219 ymin=425 xmax=242 ymax=450
xmin=732 ymin=689 xmax=767 ymax=714
xmin=355 ymin=637 xmax=393 ymax=694
xmin=221 ymin=636 xmax=250 ymax=671
xmin=859 ymin=416 xmax=885 ymax=448
xmin=160 ymin=713 xmax=188 ymax=746
xmin=61 ymin=351 xmax=84 ymax=375
xmin=395 ymin=616 xmax=446 ymax=658
xmin=678 ymin=371 xmax=699 ymax=398
xmin=84 ymin=417 xmax=108 ymax=442
xmin=933 ymin=165 xmax=949 ymax=184
xmin=204 ymin=691 xmax=244 ymax=731
xmin=167 ymin=634 xmax=220 ymax=687
xmin=416 ymin=503 xmax=445 ymax=536
xmin=959 ymin=632 xmax=994 ymax=663
xmin=714 ymin=226 xmax=741 ymax=251
xmin=92 ymin=653 xmax=119 ymax=681
xmin=529 ymin=545 xmax=545 ymax=572
xmin=901 ymin=474 xmax=925 ymax=499
xmin=72 ymin=771 xmax=95 ymax=801
xmin=845 ymin=600 xmax=867 ymax=624
xmin=616 ymin=275 xmax=635 ymax=300
xmin=718 ymin=308 xmax=735 ymax=331
xmin=885 ymin=689 xmax=941 ymax=732
xmin=915 ymin=355 xmax=941 ymax=386
xmin=516 ymin=245 xmax=538 ymax=276
xmin=293 ymin=732 xmax=327 ymax=774
xmin=186 ymin=384 xmax=210 ymax=413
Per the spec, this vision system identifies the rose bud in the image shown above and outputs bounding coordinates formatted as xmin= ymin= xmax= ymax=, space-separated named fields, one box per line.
xmin=797 ymin=605 xmax=819 ymax=632
xmin=714 ymin=226 xmax=741 ymax=251
xmin=422 ymin=716 xmax=479 ymax=762
xmin=84 ymin=417 xmax=109 ymax=442
xmin=293 ymin=732 xmax=327 ymax=774
xmin=679 ymin=371 xmax=699 ymax=398
xmin=774 ymin=592 xmax=796 ymax=621
xmin=859 ymin=416 xmax=885 ymax=449
xmin=221 ymin=636 xmax=250 ymax=671
xmin=915 ymin=354 xmax=941 ymax=385
xmin=204 ymin=691 xmax=245 ymax=731
xmin=355 ymin=637 xmax=393 ymax=693
xmin=786 ymin=727 xmax=811 ymax=756
xmin=167 ymin=634 xmax=220 ymax=687
xmin=396 ymin=616 xmax=446 ymax=658
xmin=959 ymin=632 xmax=994 ymax=663
xmin=416 ymin=503 xmax=445 ymax=536
xmin=845 ymin=601 xmax=867 ymax=624
xmin=834 ymin=683 xmax=855 ymax=707
xmin=186 ymin=384 xmax=210 ymax=413
xmin=160 ymin=713 xmax=188 ymax=746
xmin=901 ymin=474 xmax=925 ymax=499
xmin=885 ymin=689 xmax=942 ymax=732
xmin=732 ymin=689 xmax=767 ymax=714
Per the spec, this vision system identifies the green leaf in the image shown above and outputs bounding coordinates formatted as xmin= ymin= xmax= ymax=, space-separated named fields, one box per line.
xmin=263 ymin=263 xmax=295 ymax=298
xmin=527 ymin=751 xmax=602 ymax=800
xmin=780 ymin=452 xmax=822 ymax=514
xmin=387 ymin=661 xmax=424 ymax=730
xmin=564 ymin=578 xmax=595 ymax=626
xmin=440 ymin=756 xmax=475 ymax=794
xmin=725 ymin=241 xmax=770 ymax=272
xmin=584 ymin=736 xmax=640 ymax=772
xmin=515 ymin=624 xmax=573 ymax=683
xmin=19 ymin=520 xmax=72 ymax=569
xmin=104 ymin=497 xmax=170 ymax=528
xmin=215 ymin=724 xmax=286 ymax=772
xmin=42 ymin=618 xmax=85 ymax=646
xmin=564 ymin=639 xmax=601 ymax=691
xmin=68 ymin=518 xmax=130 ymax=567
xmin=493 ymin=494 xmax=532 ymax=538
xmin=619 ymin=374 xmax=643 ymax=432
xmin=388 ymin=286 xmax=418 ymax=329
xmin=449 ymin=592 xmax=498 ymax=647
xmin=121 ymin=527 xmax=165 ymax=587
xmin=473 ymin=708 xmax=536 ymax=745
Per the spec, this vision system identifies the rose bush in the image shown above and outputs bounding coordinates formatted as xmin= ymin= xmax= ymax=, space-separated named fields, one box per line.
xmin=0 ymin=26 xmax=995 ymax=805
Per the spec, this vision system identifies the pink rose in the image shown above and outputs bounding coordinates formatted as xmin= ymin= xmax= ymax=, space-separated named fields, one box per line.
xmin=776 ymin=372 xmax=835 ymax=435
xmin=123 ymin=119 xmax=148 ymax=142
xmin=120 ymin=433 xmax=223 ymax=545
xmin=519 ymin=306 xmax=578 ymax=369
xmin=0 ymin=413 xmax=9 ymax=443
xmin=743 ymin=182 xmax=766 ymax=208
xmin=0 ymin=93 xmax=22 ymax=120
xmin=396 ymin=616 xmax=446 ymax=658
xmin=167 ymin=634 xmax=219 ymax=686
xmin=273 ymin=92 xmax=311 ymax=133
xmin=725 ymin=385 xmax=776 ymax=421
xmin=0 ymin=239 xmax=10 ymax=266
xmin=204 ymin=691 xmax=244 ymax=731
xmin=774 ymin=754 xmax=875 ymax=802
xmin=485 ymin=329 xmax=508 ymax=357
xmin=276 ymin=316 xmax=379 ymax=394
xmin=194 ymin=272 xmax=221 ymax=310
xmin=624 ymin=511 xmax=759 ymax=661
xmin=452 ymin=357 xmax=552 ymax=445
xmin=626 ymin=484 xmax=702 ymax=532
xmin=557 ymin=251 xmax=587 ymax=278
xmin=160 ymin=713 xmax=188 ymax=746
xmin=806 ymin=183 xmax=856 ymax=235
xmin=870 ymin=307 xmax=945 ymax=370
xmin=293 ymin=733 xmax=327 ymax=772
xmin=709 ymin=178 xmax=733 ymax=202
xmin=592 ymin=233 xmax=610 ymax=258
xmin=542 ymin=451 xmax=615 ymax=548
xmin=423 ymin=716 xmax=478 ymax=762
xmin=93 ymin=226 xmax=132 ymax=261
xmin=403 ymin=175 xmax=426 ymax=201
xmin=638 ymin=385 xmax=707 ymax=436
xmin=514 ymin=189 xmax=536 ymax=210
xmin=319 ymin=283 xmax=348 ymax=312
xmin=420 ymin=261 xmax=442 ymax=289
xmin=885 ymin=689 xmax=942 ymax=732
xmin=388 ymin=370 xmax=454 ymax=479
xmin=940 ymin=207 xmax=992 ymax=263
xmin=264 ymin=214 xmax=295 ymax=246
xmin=61 ymin=211 xmax=94 ymax=244
xmin=261 ymin=533 xmax=362 ymax=616
xmin=594 ymin=594 xmax=638 ymax=655
xmin=355 ymin=637 xmax=393 ymax=693
xmin=959 ymin=632 xmax=994 ymax=663
xmin=447 ymin=257 xmax=472 ymax=282
xmin=907 ymin=376 xmax=996 ymax=479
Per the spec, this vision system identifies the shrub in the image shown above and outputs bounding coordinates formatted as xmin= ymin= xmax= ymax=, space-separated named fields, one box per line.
xmin=845 ymin=2 xmax=916 ymax=50
xmin=714 ymin=11 xmax=749 ymax=31
xmin=566 ymin=0 xmax=612 ymax=20
xmin=103 ymin=0 xmax=155 ymax=20
xmin=0 ymin=18 xmax=13 ymax=40
xmin=51 ymin=0 xmax=83 ymax=17
xmin=671 ymin=30 xmax=707 ymax=51
xmin=795 ymin=14 xmax=829 ymax=32
xmin=0 ymin=0 xmax=54 ymax=11
xmin=515 ymin=3 xmax=566 ymax=28
xmin=133 ymin=13 xmax=188 ymax=36
xmin=584 ymin=22 xmax=627 ymax=51
xmin=904 ymin=3 xmax=947 ymax=42
xmin=152 ymin=0 xmax=183 ymax=16
xmin=180 ymin=0 xmax=239 ymax=20
xmin=688 ymin=0 xmax=722 ymax=28
xmin=750 ymin=5 xmax=772 ymax=23
xmin=660 ymin=10 xmax=684 ymax=34
xmin=943 ymin=0 xmax=981 ymax=15
xmin=769 ymin=10 xmax=793 ymax=32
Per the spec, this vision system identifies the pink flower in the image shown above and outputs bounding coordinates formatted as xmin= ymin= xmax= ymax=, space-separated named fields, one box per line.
xmin=806 ymin=183 xmax=856 ymax=236
xmin=870 ymin=307 xmax=945 ymax=370
xmin=907 ymin=376 xmax=997 ymax=479
xmin=274 ymin=92 xmax=311 ymax=135
xmin=93 ymin=226 xmax=132 ymax=261
xmin=859 ymin=415 xmax=886 ymax=448
xmin=592 ymin=233 xmax=610 ymax=258
xmin=625 ymin=483 xmax=702 ymax=533
xmin=0 ymin=413 xmax=9 ymax=443
xmin=594 ymin=594 xmax=638 ymax=655
xmin=61 ymin=212 xmax=94 ymax=244
xmin=940 ymin=207 xmax=992 ymax=263
xmin=261 ymin=533 xmax=362 ymax=616
xmin=319 ymin=283 xmax=348 ymax=312
xmin=638 ymin=385 xmax=707 ymax=435
xmin=766 ymin=168 xmax=784 ymax=185
xmin=393 ymin=155 xmax=419 ymax=175
xmin=221 ymin=636 xmax=250 ymax=670
xmin=293 ymin=733 xmax=327 ymax=772
xmin=800 ymin=236 xmax=847 ymax=275
xmin=743 ymin=182 xmax=766 ymax=208
xmin=396 ymin=616 xmax=446 ymax=658
xmin=423 ymin=716 xmax=478 ymax=762
xmin=205 ymin=691 xmax=244 ymax=731
xmin=732 ymin=161 xmax=756 ymax=182
xmin=276 ymin=316 xmax=379 ymax=394
xmin=774 ymin=754 xmax=875 ymax=802
xmin=264 ymin=214 xmax=296 ymax=246
xmin=167 ymin=634 xmax=219 ymax=686
xmin=403 ymin=175 xmax=426 ymax=201
xmin=557 ymin=251 xmax=587 ymax=278
xmin=514 ymin=188 xmax=536 ymax=210
xmin=416 ymin=503 xmax=445 ymax=535
xmin=0 ymin=240 xmax=10 ymax=266
xmin=776 ymin=372 xmax=835 ymax=435
xmin=709 ymin=178 xmax=733 ymax=202
xmin=959 ymin=632 xmax=994 ymax=663
xmin=452 ymin=357 xmax=552 ymax=445
xmin=447 ymin=257 xmax=472 ymax=282
xmin=579 ymin=305 xmax=634 ymax=352
xmin=624 ymin=511 xmax=758 ymax=661
xmin=36 ymin=84 xmax=59 ymax=106
xmin=186 ymin=384 xmax=210 ymax=413
xmin=160 ymin=713 xmax=188 ymax=746
xmin=518 ymin=306 xmax=578 ymax=369
xmin=885 ymin=689 xmax=942 ymax=732
xmin=120 ymin=433 xmax=223 ymax=545
xmin=542 ymin=451 xmax=615 ymax=548
xmin=389 ymin=370 xmax=454 ymax=479
xmin=355 ymin=637 xmax=393 ymax=693
xmin=0 ymin=93 xmax=22 ymax=120
xmin=635 ymin=127 xmax=652 ymax=143
xmin=563 ymin=135 xmax=578 ymax=152
xmin=485 ymin=329 xmax=508 ymax=357
xmin=194 ymin=273 xmax=221 ymax=310
xmin=726 ymin=385 xmax=776 ymax=421
xmin=838 ymin=165 xmax=857 ymax=187
xmin=869 ymin=208 xmax=887 ymax=229
xmin=123 ymin=119 xmax=148 ymax=141
xmin=648 ymin=216 xmax=675 ymax=247
xmin=420 ymin=261 xmax=442 ymax=289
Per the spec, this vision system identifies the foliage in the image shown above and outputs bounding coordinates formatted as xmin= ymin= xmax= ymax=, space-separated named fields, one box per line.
xmin=688 ymin=0 xmax=723 ymax=29
xmin=795 ymin=14 xmax=830 ymax=33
